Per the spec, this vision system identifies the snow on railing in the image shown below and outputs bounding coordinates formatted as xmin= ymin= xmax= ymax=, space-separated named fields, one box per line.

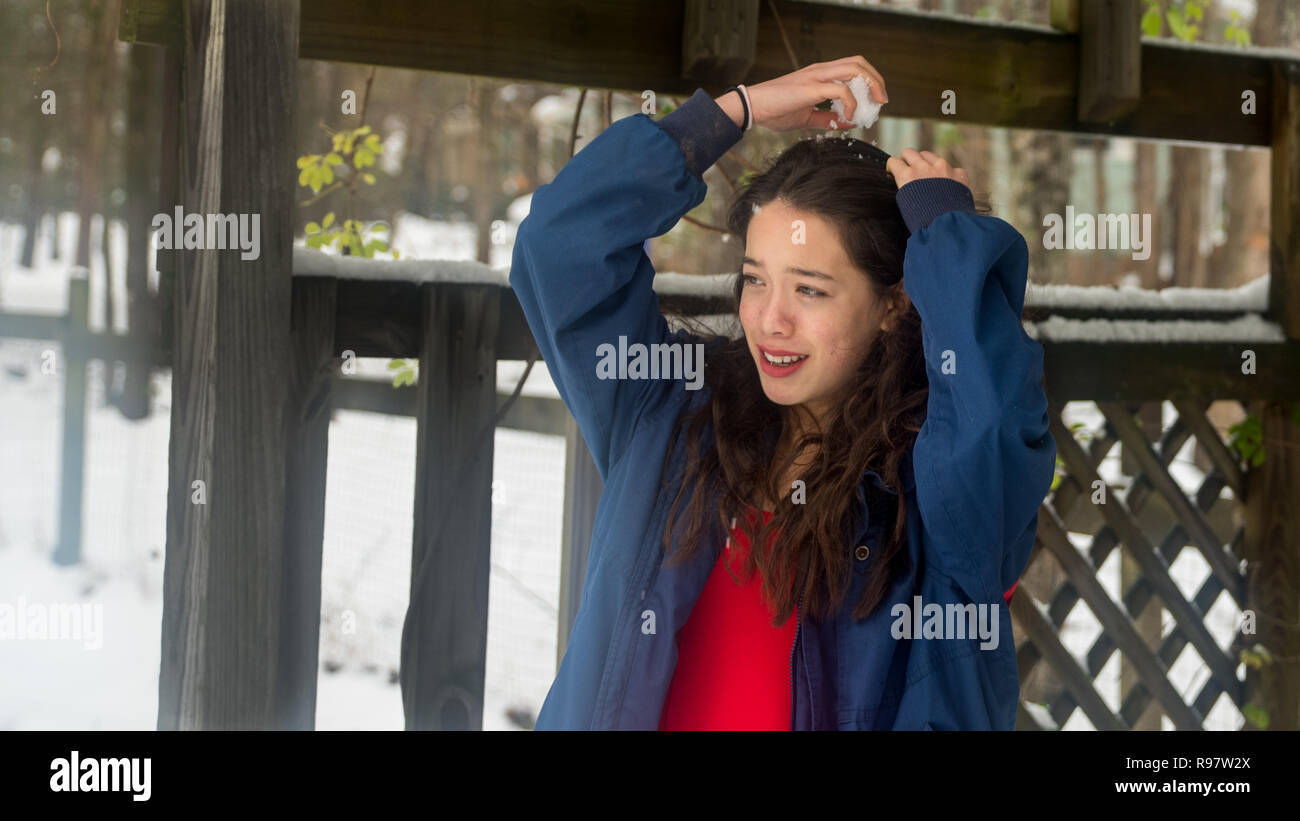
xmin=1024 ymin=275 xmax=1269 ymax=314
xmin=295 ymin=247 xmax=1284 ymax=340
xmin=292 ymin=246 xmax=737 ymax=298
xmin=1023 ymin=314 xmax=1286 ymax=343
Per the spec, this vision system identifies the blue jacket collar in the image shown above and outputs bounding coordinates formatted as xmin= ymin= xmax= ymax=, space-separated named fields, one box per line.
xmin=861 ymin=444 xmax=916 ymax=497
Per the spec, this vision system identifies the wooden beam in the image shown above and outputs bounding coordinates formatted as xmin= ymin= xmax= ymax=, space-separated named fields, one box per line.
xmin=157 ymin=0 xmax=300 ymax=731
xmin=557 ymin=414 xmax=602 ymax=664
xmin=1042 ymin=341 xmax=1300 ymax=401
xmin=118 ymin=0 xmax=1293 ymax=147
xmin=1270 ymin=60 xmax=1300 ymax=339
xmin=403 ymin=283 xmax=499 ymax=730
xmin=330 ymin=375 xmax=568 ymax=436
xmin=681 ymin=0 xmax=759 ymax=86
xmin=8 ymin=297 xmax=1300 ymax=401
xmin=1076 ymin=0 xmax=1141 ymax=124
xmin=1241 ymin=399 xmax=1300 ymax=730
xmin=52 ymin=269 xmax=90 ymax=565
xmin=277 ymin=277 xmax=337 ymax=729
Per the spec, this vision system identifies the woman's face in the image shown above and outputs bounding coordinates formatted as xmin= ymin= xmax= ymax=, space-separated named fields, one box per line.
xmin=738 ymin=199 xmax=891 ymax=423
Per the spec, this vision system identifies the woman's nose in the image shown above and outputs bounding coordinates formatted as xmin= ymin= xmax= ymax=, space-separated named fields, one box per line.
xmin=760 ymin=290 xmax=795 ymax=336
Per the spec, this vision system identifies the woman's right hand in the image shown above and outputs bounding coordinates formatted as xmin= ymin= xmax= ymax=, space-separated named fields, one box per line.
xmin=744 ymin=56 xmax=888 ymax=133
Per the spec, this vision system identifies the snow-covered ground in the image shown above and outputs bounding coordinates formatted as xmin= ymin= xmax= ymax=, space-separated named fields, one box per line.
xmin=0 ymin=212 xmax=1245 ymax=730
xmin=0 ymin=212 xmax=562 ymax=731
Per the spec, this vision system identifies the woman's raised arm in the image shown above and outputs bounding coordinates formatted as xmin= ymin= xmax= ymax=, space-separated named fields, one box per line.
xmin=893 ymin=173 xmax=1057 ymax=608
xmin=508 ymin=89 xmax=741 ymax=478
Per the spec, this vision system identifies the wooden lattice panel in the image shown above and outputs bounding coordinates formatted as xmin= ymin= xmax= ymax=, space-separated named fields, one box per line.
xmin=1013 ymin=400 xmax=1250 ymax=730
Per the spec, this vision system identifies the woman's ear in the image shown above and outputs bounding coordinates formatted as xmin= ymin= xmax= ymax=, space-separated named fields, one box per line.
xmin=879 ymin=287 xmax=910 ymax=333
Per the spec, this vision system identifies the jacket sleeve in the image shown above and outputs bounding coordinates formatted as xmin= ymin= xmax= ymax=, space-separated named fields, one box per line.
xmin=890 ymin=653 xmax=1008 ymax=731
xmin=896 ymin=178 xmax=1057 ymax=606
xmin=509 ymin=89 xmax=742 ymax=478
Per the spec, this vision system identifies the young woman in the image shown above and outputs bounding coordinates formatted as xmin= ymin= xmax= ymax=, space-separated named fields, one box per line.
xmin=510 ymin=56 xmax=1057 ymax=730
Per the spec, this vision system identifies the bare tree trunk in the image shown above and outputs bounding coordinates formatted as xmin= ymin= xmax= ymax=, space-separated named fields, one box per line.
xmin=1008 ymin=130 xmax=1071 ymax=284
xmin=74 ymin=0 xmax=118 ymax=270
xmin=19 ymin=122 xmax=48 ymax=269
xmin=470 ymin=77 xmax=497 ymax=265
xmin=1197 ymin=0 xmax=1285 ymax=477
xmin=1169 ymin=145 xmax=1211 ymax=287
xmin=408 ymin=73 xmax=443 ymax=217
xmin=1133 ymin=141 xmax=1163 ymax=288
xmin=1089 ymin=136 xmax=1118 ymax=287
xmin=117 ymin=43 xmax=164 ymax=420
xmin=1206 ymin=0 xmax=1282 ymax=289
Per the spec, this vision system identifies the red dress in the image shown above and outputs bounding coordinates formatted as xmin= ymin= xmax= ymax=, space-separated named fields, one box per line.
xmin=658 ymin=506 xmax=796 ymax=730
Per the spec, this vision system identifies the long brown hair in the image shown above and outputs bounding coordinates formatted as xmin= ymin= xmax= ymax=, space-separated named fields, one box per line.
xmin=658 ymin=134 xmax=993 ymax=626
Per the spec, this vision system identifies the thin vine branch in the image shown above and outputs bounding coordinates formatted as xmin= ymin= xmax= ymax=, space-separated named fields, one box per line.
xmin=569 ymin=88 xmax=588 ymax=159
xmin=766 ymin=0 xmax=801 ymax=71
xmin=681 ymin=214 xmax=728 ymax=234
xmin=360 ymin=65 xmax=377 ymax=123
xmin=299 ymin=180 xmax=343 ymax=207
xmin=31 ymin=0 xmax=62 ymax=88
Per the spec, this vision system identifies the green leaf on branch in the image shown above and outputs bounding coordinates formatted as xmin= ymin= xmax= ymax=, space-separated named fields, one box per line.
xmin=1228 ymin=414 xmax=1265 ymax=467
xmin=1141 ymin=1 xmax=1162 ymax=36
xmin=1241 ymin=703 xmax=1269 ymax=729
xmin=1240 ymin=643 xmax=1273 ymax=670
xmin=1166 ymin=7 xmax=1199 ymax=42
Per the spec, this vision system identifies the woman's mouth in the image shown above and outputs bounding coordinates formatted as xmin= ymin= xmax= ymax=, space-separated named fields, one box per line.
xmin=758 ymin=347 xmax=809 ymax=377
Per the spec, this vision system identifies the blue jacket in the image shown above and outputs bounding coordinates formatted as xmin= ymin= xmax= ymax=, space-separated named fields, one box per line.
xmin=509 ymin=89 xmax=1056 ymax=730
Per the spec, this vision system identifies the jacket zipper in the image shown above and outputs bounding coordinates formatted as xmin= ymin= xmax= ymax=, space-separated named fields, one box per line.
xmin=788 ymin=585 xmax=804 ymax=730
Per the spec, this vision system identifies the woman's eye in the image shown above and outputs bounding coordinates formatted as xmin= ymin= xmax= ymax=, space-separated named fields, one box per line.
xmin=741 ymin=274 xmax=822 ymax=297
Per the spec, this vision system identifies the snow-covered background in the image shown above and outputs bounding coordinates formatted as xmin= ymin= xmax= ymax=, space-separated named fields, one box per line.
xmin=0 ymin=211 xmax=1246 ymax=730
xmin=0 ymin=210 xmax=565 ymax=731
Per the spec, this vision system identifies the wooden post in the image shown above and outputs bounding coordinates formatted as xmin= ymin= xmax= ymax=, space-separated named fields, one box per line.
xmin=52 ymin=268 xmax=90 ymax=566
xmin=404 ymin=283 xmax=499 ymax=730
xmin=1270 ymin=60 xmax=1300 ymax=340
xmin=157 ymin=0 xmax=300 ymax=730
xmin=277 ymin=277 xmax=337 ymax=729
xmin=1239 ymin=58 xmax=1300 ymax=731
xmin=557 ymin=413 xmax=602 ymax=664
xmin=681 ymin=0 xmax=758 ymax=86
xmin=1240 ymin=399 xmax=1300 ymax=731
xmin=1076 ymin=0 xmax=1141 ymax=124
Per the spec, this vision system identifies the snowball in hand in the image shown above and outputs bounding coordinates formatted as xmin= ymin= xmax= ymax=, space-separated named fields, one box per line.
xmin=830 ymin=74 xmax=884 ymax=129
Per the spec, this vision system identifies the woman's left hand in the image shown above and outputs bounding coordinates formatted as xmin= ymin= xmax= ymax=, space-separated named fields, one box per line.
xmin=886 ymin=148 xmax=970 ymax=192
